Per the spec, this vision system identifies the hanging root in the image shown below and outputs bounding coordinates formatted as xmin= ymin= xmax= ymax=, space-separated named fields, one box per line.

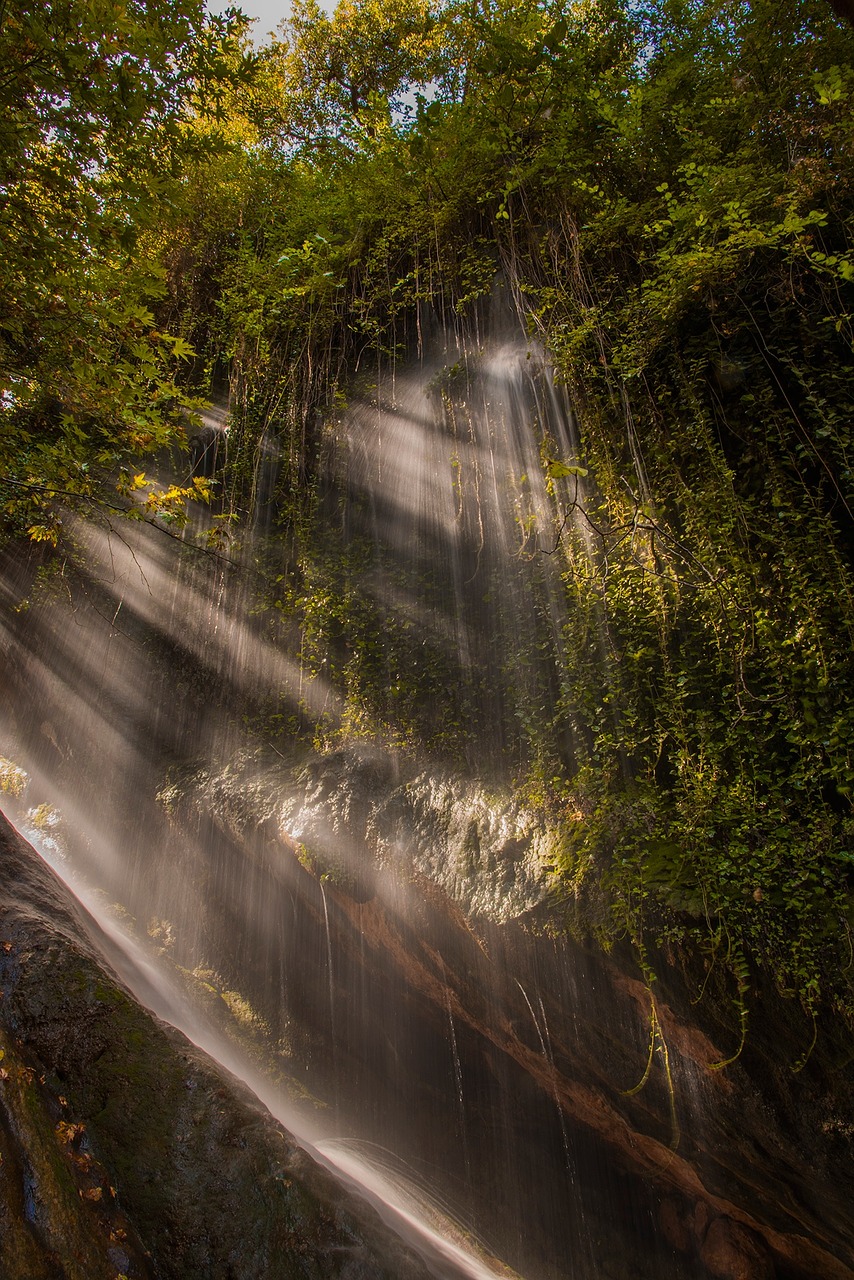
xmin=791 ymin=1010 xmax=818 ymax=1074
xmin=708 ymin=938 xmax=750 ymax=1071
xmin=621 ymin=994 xmax=681 ymax=1150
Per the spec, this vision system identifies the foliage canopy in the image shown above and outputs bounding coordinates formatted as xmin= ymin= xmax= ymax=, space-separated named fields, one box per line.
xmin=0 ymin=0 xmax=252 ymax=538
xmin=4 ymin=0 xmax=854 ymax=1024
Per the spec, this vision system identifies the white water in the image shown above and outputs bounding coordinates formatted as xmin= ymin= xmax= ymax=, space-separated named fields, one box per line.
xmin=6 ymin=807 xmax=521 ymax=1280
xmin=0 ymin=322 xmax=616 ymax=1280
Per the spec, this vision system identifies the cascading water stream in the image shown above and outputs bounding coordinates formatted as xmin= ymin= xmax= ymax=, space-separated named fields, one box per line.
xmin=3 ymin=308 xmax=848 ymax=1280
xmin=5 ymin=805 xmax=517 ymax=1280
xmin=515 ymin=980 xmax=574 ymax=1179
xmin=318 ymin=875 xmax=340 ymax=1118
xmin=0 ymin=318 xmax=603 ymax=1278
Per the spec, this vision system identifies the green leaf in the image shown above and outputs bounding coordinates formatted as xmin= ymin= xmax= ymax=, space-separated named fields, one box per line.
xmin=546 ymin=460 xmax=588 ymax=479
xmin=545 ymin=19 xmax=567 ymax=51
xmin=166 ymin=336 xmax=197 ymax=360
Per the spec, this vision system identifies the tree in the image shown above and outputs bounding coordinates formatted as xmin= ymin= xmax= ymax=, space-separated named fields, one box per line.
xmin=0 ymin=0 xmax=252 ymax=541
xmin=259 ymin=0 xmax=444 ymax=149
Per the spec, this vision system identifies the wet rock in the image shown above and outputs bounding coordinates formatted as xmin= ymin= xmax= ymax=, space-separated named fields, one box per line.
xmin=192 ymin=744 xmax=560 ymax=923
xmin=155 ymin=746 xmax=854 ymax=1280
xmin=372 ymin=769 xmax=557 ymax=921
xmin=659 ymin=1197 xmax=693 ymax=1253
xmin=0 ymin=813 xmax=433 ymax=1280
xmin=700 ymin=1217 xmax=774 ymax=1280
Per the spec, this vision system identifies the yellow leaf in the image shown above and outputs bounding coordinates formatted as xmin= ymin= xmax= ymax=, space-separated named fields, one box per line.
xmin=27 ymin=525 xmax=58 ymax=546
xmin=56 ymin=1120 xmax=85 ymax=1145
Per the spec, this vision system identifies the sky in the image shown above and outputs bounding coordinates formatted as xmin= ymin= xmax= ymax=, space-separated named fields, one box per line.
xmin=206 ymin=0 xmax=292 ymax=43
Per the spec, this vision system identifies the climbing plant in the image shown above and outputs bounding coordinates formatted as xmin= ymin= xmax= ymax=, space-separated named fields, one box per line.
xmin=8 ymin=0 xmax=854 ymax=1017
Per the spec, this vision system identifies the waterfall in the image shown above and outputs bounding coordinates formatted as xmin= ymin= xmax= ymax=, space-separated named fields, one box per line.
xmin=1 ymin=309 xmax=849 ymax=1280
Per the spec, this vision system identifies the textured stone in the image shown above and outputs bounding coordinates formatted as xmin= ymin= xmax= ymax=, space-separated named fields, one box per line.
xmin=700 ymin=1217 xmax=774 ymax=1280
xmin=0 ymin=813 xmax=433 ymax=1280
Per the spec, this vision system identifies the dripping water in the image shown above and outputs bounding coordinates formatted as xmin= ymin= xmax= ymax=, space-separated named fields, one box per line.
xmin=7 ymin=807 xmax=519 ymax=1280
xmin=515 ymin=981 xmax=573 ymax=1178
xmin=318 ymin=875 xmax=339 ymax=1114
xmin=0 ymin=302 xmax=708 ymax=1280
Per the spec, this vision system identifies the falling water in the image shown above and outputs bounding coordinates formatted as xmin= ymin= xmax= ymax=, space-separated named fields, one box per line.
xmin=9 ymin=811 xmax=515 ymax=1280
xmin=3 ymin=302 xmax=839 ymax=1280
xmin=318 ymin=874 xmax=340 ymax=1116
xmin=515 ymin=980 xmax=573 ymax=1178
xmin=442 ymin=964 xmax=473 ymax=1204
xmin=0 ymin=310 xmax=676 ymax=1280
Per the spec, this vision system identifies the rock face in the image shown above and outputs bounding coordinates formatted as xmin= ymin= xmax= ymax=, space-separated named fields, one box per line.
xmin=2 ymin=516 xmax=854 ymax=1280
xmin=0 ymin=813 xmax=435 ymax=1280
xmin=280 ymin=749 xmax=561 ymax=922
xmin=167 ymin=746 xmax=854 ymax=1280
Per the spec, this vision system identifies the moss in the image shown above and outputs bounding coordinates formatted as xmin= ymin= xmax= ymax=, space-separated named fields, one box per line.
xmin=0 ymin=756 xmax=28 ymax=798
xmin=25 ymin=804 xmax=61 ymax=832
xmin=221 ymin=989 xmax=271 ymax=1034
xmin=0 ymin=1034 xmax=133 ymax=1280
